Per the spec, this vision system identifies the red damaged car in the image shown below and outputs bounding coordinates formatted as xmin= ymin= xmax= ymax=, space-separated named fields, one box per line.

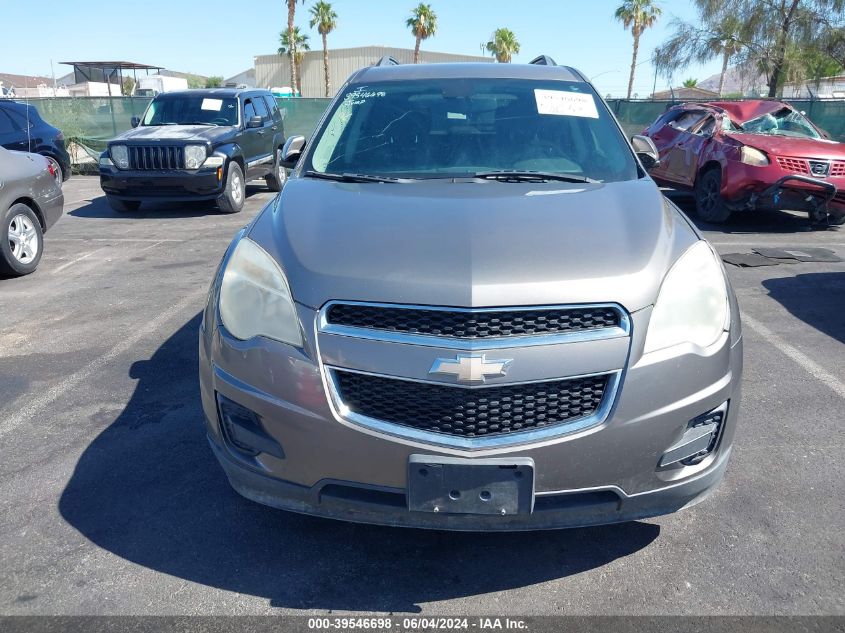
xmin=643 ymin=99 xmax=844 ymax=224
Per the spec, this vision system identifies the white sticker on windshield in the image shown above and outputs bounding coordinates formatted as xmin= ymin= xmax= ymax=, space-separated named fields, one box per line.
xmin=534 ymin=90 xmax=599 ymax=118
xmin=201 ymin=98 xmax=223 ymax=111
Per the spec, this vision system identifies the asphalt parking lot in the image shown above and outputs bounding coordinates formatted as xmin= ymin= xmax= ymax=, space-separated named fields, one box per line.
xmin=1 ymin=176 xmax=843 ymax=615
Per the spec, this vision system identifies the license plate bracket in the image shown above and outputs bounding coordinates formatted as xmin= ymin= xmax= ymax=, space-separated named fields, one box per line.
xmin=407 ymin=455 xmax=534 ymax=515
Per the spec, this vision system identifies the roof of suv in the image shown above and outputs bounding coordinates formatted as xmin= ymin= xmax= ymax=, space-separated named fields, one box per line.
xmin=153 ymin=88 xmax=272 ymax=99
xmin=350 ymin=62 xmax=587 ymax=84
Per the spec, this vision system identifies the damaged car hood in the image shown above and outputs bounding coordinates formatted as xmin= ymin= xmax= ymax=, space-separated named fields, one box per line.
xmin=251 ymin=177 xmax=700 ymax=312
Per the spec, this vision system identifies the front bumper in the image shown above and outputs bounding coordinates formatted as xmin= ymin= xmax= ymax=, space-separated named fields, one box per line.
xmin=199 ymin=299 xmax=744 ymax=531
xmin=99 ymin=166 xmax=224 ymax=201
xmin=723 ymin=161 xmax=844 ymax=216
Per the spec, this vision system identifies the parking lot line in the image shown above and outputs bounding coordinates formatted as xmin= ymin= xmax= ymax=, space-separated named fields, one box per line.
xmin=51 ymin=247 xmax=108 ymax=274
xmin=742 ymin=312 xmax=845 ymax=400
xmin=0 ymin=289 xmax=206 ymax=441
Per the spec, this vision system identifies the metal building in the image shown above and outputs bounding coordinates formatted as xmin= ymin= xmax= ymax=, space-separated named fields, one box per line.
xmin=254 ymin=45 xmax=492 ymax=97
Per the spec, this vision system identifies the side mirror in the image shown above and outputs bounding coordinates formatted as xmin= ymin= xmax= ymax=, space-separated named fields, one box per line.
xmin=631 ymin=134 xmax=660 ymax=170
xmin=130 ymin=116 xmax=140 ymax=128
xmin=281 ymin=135 xmax=306 ymax=167
xmin=247 ymin=115 xmax=264 ymax=129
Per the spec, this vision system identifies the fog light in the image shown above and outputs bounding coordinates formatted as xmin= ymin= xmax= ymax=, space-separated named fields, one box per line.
xmin=659 ymin=402 xmax=728 ymax=467
xmin=217 ymin=166 xmax=223 ymax=181
xmin=216 ymin=393 xmax=284 ymax=459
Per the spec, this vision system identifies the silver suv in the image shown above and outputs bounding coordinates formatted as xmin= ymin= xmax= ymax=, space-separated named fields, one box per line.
xmin=199 ymin=57 xmax=743 ymax=530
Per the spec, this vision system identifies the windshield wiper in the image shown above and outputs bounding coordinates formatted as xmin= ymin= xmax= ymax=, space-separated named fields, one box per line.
xmin=183 ymin=121 xmax=218 ymax=126
xmin=473 ymin=170 xmax=597 ymax=184
xmin=303 ymin=170 xmax=410 ymax=183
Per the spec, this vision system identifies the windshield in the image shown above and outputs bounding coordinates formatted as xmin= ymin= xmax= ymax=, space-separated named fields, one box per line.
xmin=305 ymin=78 xmax=638 ymax=182
xmin=142 ymin=96 xmax=239 ymax=126
xmin=741 ymin=108 xmax=821 ymax=139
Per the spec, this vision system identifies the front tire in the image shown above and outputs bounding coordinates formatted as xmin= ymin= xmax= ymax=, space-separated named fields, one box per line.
xmin=217 ymin=162 xmax=245 ymax=214
xmin=107 ymin=197 xmax=141 ymax=213
xmin=1 ymin=203 xmax=43 ymax=277
xmin=695 ymin=168 xmax=732 ymax=223
xmin=265 ymin=149 xmax=287 ymax=192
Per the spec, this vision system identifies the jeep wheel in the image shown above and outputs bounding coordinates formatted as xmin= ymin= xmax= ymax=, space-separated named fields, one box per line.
xmin=217 ymin=162 xmax=245 ymax=214
xmin=1 ymin=203 xmax=43 ymax=277
xmin=265 ymin=150 xmax=287 ymax=192
xmin=107 ymin=197 xmax=141 ymax=213
xmin=695 ymin=169 xmax=732 ymax=223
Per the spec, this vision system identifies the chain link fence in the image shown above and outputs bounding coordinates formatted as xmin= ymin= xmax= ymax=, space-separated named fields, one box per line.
xmin=17 ymin=96 xmax=845 ymax=169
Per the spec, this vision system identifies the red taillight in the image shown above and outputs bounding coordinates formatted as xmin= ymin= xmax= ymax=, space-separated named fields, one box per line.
xmin=46 ymin=160 xmax=56 ymax=178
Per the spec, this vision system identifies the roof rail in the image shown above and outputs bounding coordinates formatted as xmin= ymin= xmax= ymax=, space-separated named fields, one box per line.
xmin=376 ymin=56 xmax=400 ymax=67
xmin=529 ymin=55 xmax=557 ymax=66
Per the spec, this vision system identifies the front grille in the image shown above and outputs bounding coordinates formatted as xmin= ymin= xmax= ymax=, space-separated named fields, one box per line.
xmin=776 ymin=156 xmax=810 ymax=175
xmin=777 ymin=157 xmax=845 ymax=178
xmin=334 ymin=370 xmax=609 ymax=438
xmin=128 ymin=145 xmax=184 ymax=170
xmin=325 ymin=304 xmax=621 ymax=339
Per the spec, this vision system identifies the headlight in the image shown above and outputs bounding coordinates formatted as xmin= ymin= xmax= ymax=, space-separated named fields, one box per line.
xmin=110 ymin=145 xmax=129 ymax=169
xmin=184 ymin=144 xmax=207 ymax=169
xmin=219 ymin=237 xmax=302 ymax=346
xmin=740 ymin=146 xmax=769 ymax=166
xmin=644 ymin=241 xmax=729 ymax=353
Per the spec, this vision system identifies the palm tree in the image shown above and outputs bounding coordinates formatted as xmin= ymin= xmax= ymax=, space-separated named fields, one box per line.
xmin=406 ymin=3 xmax=438 ymax=64
xmin=615 ymin=0 xmax=662 ymax=99
xmin=655 ymin=14 xmax=745 ymax=97
xmin=682 ymin=77 xmax=698 ymax=87
xmin=285 ymin=0 xmax=305 ymax=94
xmin=309 ymin=1 xmax=337 ymax=97
xmin=278 ymin=27 xmax=311 ymax=95
xmin=485 ymin=28 xmax=520 ymax=63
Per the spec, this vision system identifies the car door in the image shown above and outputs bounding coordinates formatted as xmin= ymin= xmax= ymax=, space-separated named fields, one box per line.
xmin=263 ymin=95 xmax=284 ymax=150
xmin=249 ymin=97 xmax=274 ymax=175
xmin=240 ymin=97 xmax=264 ymax=178
xmin=661 ymin=110 xmax=709 ymax=185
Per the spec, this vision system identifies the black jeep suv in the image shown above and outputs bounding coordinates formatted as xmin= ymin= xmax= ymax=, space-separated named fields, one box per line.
xmin=99 ymin=89 xmax=286 ymax=213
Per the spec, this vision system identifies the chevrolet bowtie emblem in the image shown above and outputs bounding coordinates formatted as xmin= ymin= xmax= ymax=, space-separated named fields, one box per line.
xmin=429 ymin=354 xmax=512 ymax=384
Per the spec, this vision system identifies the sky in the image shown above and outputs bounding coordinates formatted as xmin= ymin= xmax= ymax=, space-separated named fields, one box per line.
xmin=0 ymin=0 xmax=724 ymax=97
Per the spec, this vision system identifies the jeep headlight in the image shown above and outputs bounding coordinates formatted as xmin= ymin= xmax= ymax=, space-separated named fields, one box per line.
xmin=219 ymin=237 xmax=302 ymax=346
xmin=184 ymin=144 xmax=207 ymax=169
xmin=740 ymin=146 xmax=769 ymax=166
xmin=644 ymin=241 xmax=729 ymax=353
xmin=110 ymin=145 xmax=129 ymax=169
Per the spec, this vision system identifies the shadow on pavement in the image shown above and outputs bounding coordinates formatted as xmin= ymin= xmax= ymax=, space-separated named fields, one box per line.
xmin=663 ymin=189 xmax=839 ymax=235
xmin=59 ymin=314 xmax=660 ymax=613
xmin=69 ymin=185 xmax=269 ymax=219
xmin=763 ymin=272 xmax=845 ymax=344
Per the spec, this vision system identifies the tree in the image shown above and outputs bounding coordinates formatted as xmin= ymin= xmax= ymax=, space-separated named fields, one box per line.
xmin=205 ymin=76 xmax=224 ymax=88
xmin=655 ymin=14 xmax=744 ymax=96
xmin=615 ymin=0 xmax=663 ymax=99
xmin=278 ymin=27 xmax=311 ymax=94
xmin=310 ymin=1 xmax=337 ymax=97
xmin=655 ymin=0 xmax=845 ymax=98
xmin=485 ymin=28 xmax=520 ymax=63
xmin=406 ymin=3 xmax=438 ymax=64
xmin=286 ymin=0 xmax=305 ymax=94
xmin=122 ymin=77 xmax=136 ymax=96
xmin=682 ymin=77 xmax=699 ymax=87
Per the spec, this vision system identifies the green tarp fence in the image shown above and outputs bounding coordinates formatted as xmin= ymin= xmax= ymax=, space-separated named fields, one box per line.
xmin=19 ymin=96 xmax=845 ymax=166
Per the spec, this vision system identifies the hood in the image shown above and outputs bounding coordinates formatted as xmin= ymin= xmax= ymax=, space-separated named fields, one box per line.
xmin=113 ymin=124 xmax=233 ymax=143
xmin=250 ymin=178 xmax=699 ymax=312
xmin=727 ymin=132 xmax=845 ymax=159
